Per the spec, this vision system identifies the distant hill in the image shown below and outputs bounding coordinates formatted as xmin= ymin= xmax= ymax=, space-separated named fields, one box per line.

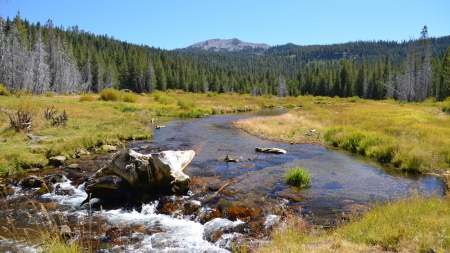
xmin=185 ymin=38 xmax=270 ymax=53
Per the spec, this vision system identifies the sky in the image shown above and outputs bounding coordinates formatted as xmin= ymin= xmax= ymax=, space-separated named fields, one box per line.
xmin=0 ymin=0 xmax=449 ymax=50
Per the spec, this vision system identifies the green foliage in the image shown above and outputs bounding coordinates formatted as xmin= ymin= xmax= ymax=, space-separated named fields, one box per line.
xmin=177 ymin=98 xmax=196 ymax=110
xmin=285 ymin=166 xmax=311 ymax=187
xmin=122 ymin=92 xmax=138 ymax=103
xmin=100 ymin=88 xmax=121 ymax=101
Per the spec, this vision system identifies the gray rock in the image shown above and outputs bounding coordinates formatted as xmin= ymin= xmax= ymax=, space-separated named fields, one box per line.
xmin=49 ymin=156 xmax=66 ymax=166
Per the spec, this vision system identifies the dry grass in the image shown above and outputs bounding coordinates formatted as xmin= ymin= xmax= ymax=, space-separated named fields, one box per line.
xmin=235 ymin=97 xmax=450 ymax=173
xmin=261 ymin=193 xmax=450 ymax=253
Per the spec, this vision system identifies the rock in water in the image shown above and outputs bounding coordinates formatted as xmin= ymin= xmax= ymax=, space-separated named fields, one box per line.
xmin=255 ymin=147 xmax=287 ymax=154
xmin=83 ymin=149 xmax=195 ymax=204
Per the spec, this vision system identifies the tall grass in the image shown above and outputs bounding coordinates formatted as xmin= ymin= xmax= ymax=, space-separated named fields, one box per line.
xmin=261 ymin=192 xmax=450 ymax=252
xmin=285 ymin=166 xmax=311 ymax=187
xmin=236 ymin=98 xmax=450 ymax=173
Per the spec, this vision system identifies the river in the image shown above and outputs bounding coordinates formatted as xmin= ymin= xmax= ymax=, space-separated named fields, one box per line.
xmin=0 ymin=110 xmax=445 ymax=252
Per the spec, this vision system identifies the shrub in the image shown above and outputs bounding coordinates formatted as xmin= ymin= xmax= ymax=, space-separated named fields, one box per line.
xmin=100 ymin=88 xmax=121 ymax=101
xmin=285 ymin=166 xmax=311 ymax=187
xmin=79 ymin=94 xmax=95 ymax=102
xmin=0 ymin=83 xmax=11 ymax=96
xmin=122 ymin=92 xmax=138 ymax=103
xmin=177 ymin=98 xmax=196 ymax=110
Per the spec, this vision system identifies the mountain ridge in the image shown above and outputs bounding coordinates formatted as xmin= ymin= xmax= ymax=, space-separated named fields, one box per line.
xmin=186 ymin=38 xmax=270 ymax=53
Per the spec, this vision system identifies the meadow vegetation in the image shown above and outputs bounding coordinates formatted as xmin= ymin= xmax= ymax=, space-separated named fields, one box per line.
xmin=235 ymin=95 xmax=450 ymax=174
xmin=0 ymin=89 xmax=298 ymax=175
xmin=261 ymin=192 xmax=450 ymax=253
xmin=2 ymin=89 xmax=450 ymax=252
xmin=285 ymin=166 xmax=311 ymax=187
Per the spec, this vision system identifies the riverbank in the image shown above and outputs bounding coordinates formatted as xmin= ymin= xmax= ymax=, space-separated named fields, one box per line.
xmin=234 ymin=96 xmax=450 ymax=175
xmin=0 ymin=91 xmax=300 ymax=175
xmin=232 ymin=96 xmax=450 ymax=252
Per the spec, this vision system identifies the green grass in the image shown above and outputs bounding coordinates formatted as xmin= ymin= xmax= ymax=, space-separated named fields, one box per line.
xmin=285 ymin=166 xmax=311 ymax=187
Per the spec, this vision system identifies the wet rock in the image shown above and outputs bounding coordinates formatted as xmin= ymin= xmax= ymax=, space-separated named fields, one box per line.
xmin=198 ymin=206 xmax=222 ymax=224
xmin=49 ymin=156 xmax=66 ymax=166
xmin=222 ymin=205 xmax=261 ymax=222
xmin=66 ymin=163 xmax=81 ymax=170
xmin=156 ymin=195 xmax=201 ymax=218
xmin=21 ymin=175 xmax=45 ymax=188
xmin=55 ymin=184 xmax=76 ymax=196
xmin=255 ymin=147 xmax=286 ymax=154
xmin=45 ymin=174 xmax=65 ymax=184
xmin=203 ymin=218 xmax=244 ymax=242
xmin=36 ymin=184 xmax=53 ymax=195
xmin=102 ymin=227 xmax=132 ymax=244
xmin=1 ymin=186 xmax=14 ymax=196
xmin=84 ymin=149 xmax=195 ymax=204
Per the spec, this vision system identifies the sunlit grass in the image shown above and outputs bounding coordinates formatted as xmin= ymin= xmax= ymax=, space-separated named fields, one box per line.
xmin=236 ymin=98 xmax=450 ymax=173
xmin=262 ymin=193 xmax=450 ymax=252
xmin=285 ymin=166 xmax=311 ymax=187
xmin=0 ymin=91 xmax=301 ymax=174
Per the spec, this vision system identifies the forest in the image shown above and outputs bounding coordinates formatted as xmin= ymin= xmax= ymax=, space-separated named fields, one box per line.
xmin=1 ymin=12 xmax=450 ymax=101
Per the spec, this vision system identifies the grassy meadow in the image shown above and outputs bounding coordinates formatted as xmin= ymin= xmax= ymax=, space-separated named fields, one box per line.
xmin=235 ymin=96 xmax=450 ymax=174
xmin=2 ymin=90 xmax=450 ymax=252
xmin=0 ymin=90 xmax=299 ymax=175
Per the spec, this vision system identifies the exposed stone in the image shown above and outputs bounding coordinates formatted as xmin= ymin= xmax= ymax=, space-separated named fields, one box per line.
xmin=101 ymin=145 xmax=117 ymax=152
xmin=255 ymin=147 xmax=286 ymax=154
xmin=49 ymin=156 xmax=67 ymax=166
xmin=60 ymin=225 xmax=71 ymax=239
xmin=21 ymin=175 xmax=45 ymax=188
xmin=1 ymin=186 xmax=14 ymax=196
xmin=84 ymin=149 xmax=195 ymax=204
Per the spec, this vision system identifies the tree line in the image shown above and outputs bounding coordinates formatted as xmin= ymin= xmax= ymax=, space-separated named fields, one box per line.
xmin=1 ymin=13 xmax=450 ymax=102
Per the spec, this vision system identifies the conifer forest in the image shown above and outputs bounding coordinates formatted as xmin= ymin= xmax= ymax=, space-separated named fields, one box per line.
xmin=1 ymin=13 xmax=450 ymax=102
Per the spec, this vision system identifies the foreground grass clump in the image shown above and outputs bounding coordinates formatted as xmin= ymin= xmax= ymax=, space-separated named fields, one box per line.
xmin=261 ymin=193 xmax=450 ymax=252
xmin=285 ymin=166 xmax=311 ymax=187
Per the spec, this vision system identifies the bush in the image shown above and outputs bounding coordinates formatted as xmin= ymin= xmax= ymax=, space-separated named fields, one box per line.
xmin=100 ymin=88 xmax=121 ymax=101
xmin=0 ymin=83 xmax=11 ymax=96
xmin=177 ymin=98 xmax=196 ymax=110
xmin=122 ymin=92 xmax=138 ymax=103
xmin=79 ymin=94 xmax=95 ymax=102
xmin=285 ymin=166 xmax=311 ymax=187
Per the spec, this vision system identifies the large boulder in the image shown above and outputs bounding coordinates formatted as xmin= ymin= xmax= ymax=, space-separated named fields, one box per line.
xmin=83 ymin=149 xmax=195 ymax=204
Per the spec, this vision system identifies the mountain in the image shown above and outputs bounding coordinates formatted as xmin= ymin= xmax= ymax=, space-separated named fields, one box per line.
xmin=185 ymin=38 xmax=270 ymax=53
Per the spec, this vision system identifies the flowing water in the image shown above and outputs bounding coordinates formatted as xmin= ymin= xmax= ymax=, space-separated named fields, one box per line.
xmin=0 ymin=110 xmax=446 ymax=252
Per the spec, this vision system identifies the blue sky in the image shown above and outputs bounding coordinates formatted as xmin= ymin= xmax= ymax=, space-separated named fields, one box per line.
xmin=0 ymin=0 xmax=449 ymax=50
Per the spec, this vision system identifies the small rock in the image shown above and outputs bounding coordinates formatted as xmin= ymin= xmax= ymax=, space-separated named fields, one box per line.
xmin=1 ymin=186 xmax=14 ymax=196
xmin=60 ymin=225 xmax=71 ymax=239
xmin=102 ymin=145 xmax=117 ymax=152
xmin=49 ymin=156 xmax=66 ymax=167
xmin=21 ymin=175 xmax=45 ymax=188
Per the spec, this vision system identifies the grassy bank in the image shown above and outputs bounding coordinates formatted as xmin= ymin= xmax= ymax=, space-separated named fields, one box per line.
xmin=261 ymin=192 xmax=450 ymax=253
xmin=234 ymin=96 xmax=450 ymax=173
xmin=0 ymin=91 xmax=298 ymax=175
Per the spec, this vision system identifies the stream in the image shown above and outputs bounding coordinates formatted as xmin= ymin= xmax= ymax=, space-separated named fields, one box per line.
xmin=0 ymin=109 xmax=446 ymax=252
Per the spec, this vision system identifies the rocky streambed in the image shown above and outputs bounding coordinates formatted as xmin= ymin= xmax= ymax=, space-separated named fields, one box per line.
xmin=0 ymin=110 xmax=446 ymax=252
